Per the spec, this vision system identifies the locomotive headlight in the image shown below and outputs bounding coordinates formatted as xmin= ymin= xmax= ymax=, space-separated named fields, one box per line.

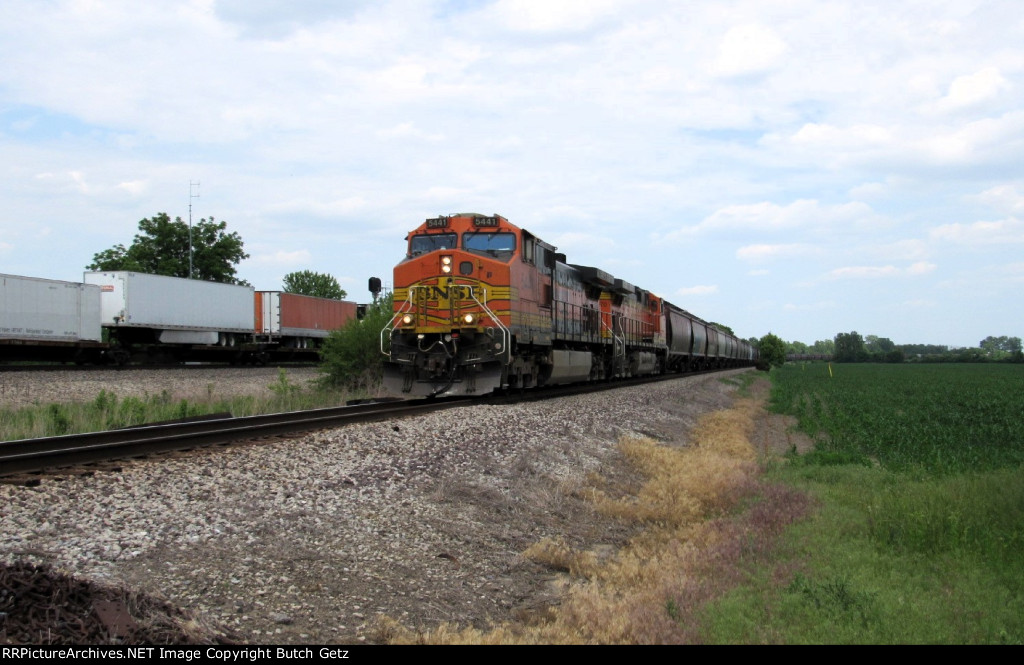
xmin=441 ymin=255 xmax=453 ymax=273
xmin=401 ymin=314 xmax=413 ymax=325
xmin=462 ymin=313 xmax=476 ymax=325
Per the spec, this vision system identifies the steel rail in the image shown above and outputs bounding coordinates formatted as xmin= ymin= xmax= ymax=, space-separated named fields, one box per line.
xmin=0 ymin=396 xmax=471 ymax=477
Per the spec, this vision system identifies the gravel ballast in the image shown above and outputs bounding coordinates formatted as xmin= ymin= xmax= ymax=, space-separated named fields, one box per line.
xmin=0 ymin=367 xmax=323 ymax=411
xmin=1 ymin=368 xmax=756 ymax=644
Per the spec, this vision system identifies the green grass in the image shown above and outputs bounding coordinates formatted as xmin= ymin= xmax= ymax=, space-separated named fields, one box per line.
xmin=718 ymin=371 xmax=760 ymax=397
xmin=699 ymin=364 xmax=1024 ymax=644
xmin=0 ymin=368 xmax=365 ymax=442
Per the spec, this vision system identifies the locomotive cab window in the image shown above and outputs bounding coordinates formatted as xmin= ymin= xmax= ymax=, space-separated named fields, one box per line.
xmin=462 ymin=231 xmax=516 ymax=260
xmin=409 ymin=233 xmax=457 ymax=256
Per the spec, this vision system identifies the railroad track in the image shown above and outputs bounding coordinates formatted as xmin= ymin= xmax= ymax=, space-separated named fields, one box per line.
xmin=0 ymin=396 xmax=469 ymax=479
xmin=0 ymin=368 xmax=746 ymax=480
xmin=0 ymin=361 xmax=318 ymax=373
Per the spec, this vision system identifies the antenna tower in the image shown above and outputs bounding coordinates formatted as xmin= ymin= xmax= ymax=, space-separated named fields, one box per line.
xmin=188 ymin=181 xmax=200 ymax=279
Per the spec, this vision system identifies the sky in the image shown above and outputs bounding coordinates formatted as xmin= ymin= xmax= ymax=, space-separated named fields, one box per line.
xmin=1 ymin=0 xmax=1022 ymax=348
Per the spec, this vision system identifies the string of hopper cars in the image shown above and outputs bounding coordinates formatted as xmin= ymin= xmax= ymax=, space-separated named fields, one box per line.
xmin=381 ymin=212 xmax=758 ymax=397
xmin=0 ymin=271 xmax=358 ymax=366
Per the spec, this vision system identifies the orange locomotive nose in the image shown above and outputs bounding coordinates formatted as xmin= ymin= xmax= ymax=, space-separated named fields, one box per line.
xmin=383 ymin=213 xmax=523 ymax=396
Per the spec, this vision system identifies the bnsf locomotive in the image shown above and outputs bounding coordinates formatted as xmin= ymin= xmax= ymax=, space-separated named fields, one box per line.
xmin=381 ymin=212 xmax=757 ymax=397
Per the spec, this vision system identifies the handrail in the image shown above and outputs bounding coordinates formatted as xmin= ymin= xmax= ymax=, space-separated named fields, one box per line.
xmin=380 ymin=287 xmax=416 ymax=356
xmin=468 ymin=286 xmax=510 ymax=363
xmin=600 ymin=316 xmax=625 ymax=359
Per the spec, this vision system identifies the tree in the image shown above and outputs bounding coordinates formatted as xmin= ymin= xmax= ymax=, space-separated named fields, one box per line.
xmin=980 ymin=335 xmax=1022 ymax=355
xmin=834 ymin=331 xmax=867 ymax=363
xmin=709 ymin=322 xmax=734 ymax=336
xmin=758 ymin=332 xmax=787 ymax=369
xmin=787 ymin=339 xmax=810 ymax=355
xmin=87 ymin=213 xmax=249 ymax=285
xmin=884 ymin=349 xmax=905 ymax=363
xmin=282 ymin=270 xmax=347 ymax=300
xmin=865 ymin=335 xmax=895 ymax=356
xmin=319 ymin=294 xmax=393 ymax=390
xmin=811 ymin=339 xmax=835 ymax=355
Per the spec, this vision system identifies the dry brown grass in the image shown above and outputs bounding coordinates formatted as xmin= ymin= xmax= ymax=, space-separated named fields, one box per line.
xmin=521 ymin=537 xmax=601 ymax=577
xmin=377 ymin=395 xmax=809 ymax=644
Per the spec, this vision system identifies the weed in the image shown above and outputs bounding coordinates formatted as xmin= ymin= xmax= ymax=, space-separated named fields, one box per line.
xmin=268 ymin=368 xmax=300 ymax=398
xmin=787 ymin=573 xmax=878 ymax=627
xmin=46 ymin=403 xmax=71 ymax=436
xmin=0 ymin=377 xmax=363 ymax=442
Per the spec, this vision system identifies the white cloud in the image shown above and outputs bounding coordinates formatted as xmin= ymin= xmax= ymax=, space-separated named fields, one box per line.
xmin=268 ymin=197 xmax=369 ymax=218
xmin=764 ymin=110 xmax=1024 ymax=170
xmin=789 ymin=123 xmax=893 ymax=148
xmin=676 ymin=285 xmax=718 ymax=296
xmin=783 ymin=301 xmax=836 ymax=312
xmin=668 ymin=200 xmax=880 ymax=239
xmin=250 ymin=249 xmax=312 ymax=266
xmin=827 ymin=265 xmax=901 ymax=279
xmin=488 ymin=0 xmax=621 ymax=33
xmin=736 ymin=243 xmax=817 ymax=263
xmin=936 ymin=67 xmax=1010 ymax=112
xmin=848 ymin=181 xmax=889 ymax=199
xmin=116 ymin=180 xmax=148 ymax=195
xmin=713 ymin=24 xmax=787 ymax=78
xmin=376 ymin=122 xmax=444 ymax=142
xmin=937 ymin=261 xmax=1024 ymax=290
xmin=916 ymin=111 xmax=1024 ymax=164
xmin=826 ymin=262 xmax=936 ymax=279
xmin=931 ymin=218 xmax=1024 ymax=245
xmin=874 ymin=239 xmax=930 ymax=262
xmin=546 ymin=231 xmax=616 ymax=255
xmin=422 ymin=187 xmax=475 ymax=202
xmin=907 ymin=261 xmax=938 ymax=275
xmin=973 ymin=185 xmax=1024 ymax=215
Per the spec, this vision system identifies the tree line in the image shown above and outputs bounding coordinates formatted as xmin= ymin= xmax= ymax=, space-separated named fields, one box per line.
xmin=779 ymin=331 xmax=1024 ymax=364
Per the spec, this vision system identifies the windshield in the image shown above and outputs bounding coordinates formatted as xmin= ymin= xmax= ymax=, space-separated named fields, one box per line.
xmin=409 ymin=233 xmax=457 ymax=256
xmin=462 ymin=232 xmax=516 ymax=256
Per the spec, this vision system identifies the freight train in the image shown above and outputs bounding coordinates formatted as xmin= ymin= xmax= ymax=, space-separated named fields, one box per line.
xmin=0 ymin=271 xmax=357 ymax=365
xmin=381 ymin=212 xmax=757 ymax=397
